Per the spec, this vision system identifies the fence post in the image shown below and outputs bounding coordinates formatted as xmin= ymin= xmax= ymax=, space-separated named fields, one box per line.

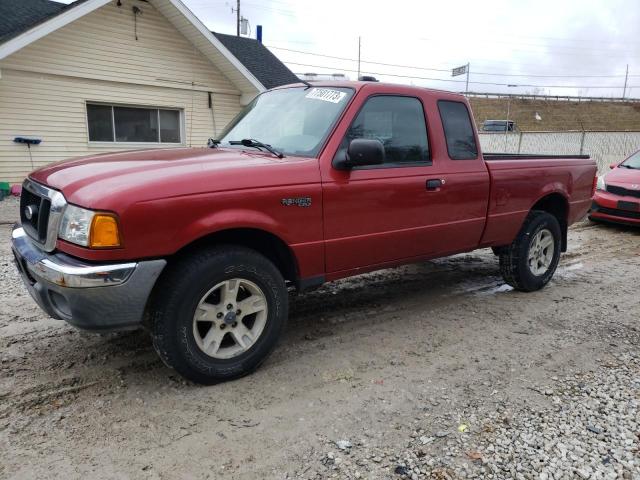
xmin=623 ymin=131 xmax=629 ymax=155
xmin=517 ymin=132 xmax=523 ymax=154
xmin=579 ymin=131 xmax=586 ymax=155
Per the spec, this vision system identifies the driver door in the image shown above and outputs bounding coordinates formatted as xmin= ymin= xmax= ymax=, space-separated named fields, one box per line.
xmin=321 ymin=93 xmax=444 ymax=273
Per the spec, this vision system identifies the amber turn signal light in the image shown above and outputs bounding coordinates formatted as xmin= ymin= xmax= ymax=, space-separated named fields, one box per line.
xmin=90 ymin=214 xmax=121 ymax=248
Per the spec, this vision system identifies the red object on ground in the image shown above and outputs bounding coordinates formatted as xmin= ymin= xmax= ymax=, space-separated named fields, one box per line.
xmin=591 ymin=150 xmax=640 ymax=226
xmin=10 ymin=185 xmax=22 ymax=196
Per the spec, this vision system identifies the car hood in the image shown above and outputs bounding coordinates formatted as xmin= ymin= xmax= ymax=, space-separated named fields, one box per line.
xmin=29 ymin=147 xmax=319 ymax=210
xmin=606 ymin=165 xmax=640 ymax=187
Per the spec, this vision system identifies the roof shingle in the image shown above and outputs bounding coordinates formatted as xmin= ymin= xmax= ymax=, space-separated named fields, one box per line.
xmin=0 ymin=1 xmax=298 ymax=90
xmin=0 ymin=0 xmax=85 ymax=43
xmin=213 ymin=32 xmax=299 ymax=89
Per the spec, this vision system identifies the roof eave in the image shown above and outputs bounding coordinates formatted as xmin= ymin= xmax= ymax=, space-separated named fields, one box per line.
xmin=0 ymin=0 xmax=111 ymax=60
xmin=0 ymin=0 xmax=265 ymax=98
xmin=151 ymin=0 xmax=266 ymax=96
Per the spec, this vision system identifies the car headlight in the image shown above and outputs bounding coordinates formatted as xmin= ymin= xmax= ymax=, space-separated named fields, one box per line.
xmin=596 ymin=175 xmax=606 ymax=191
xmin=59 ymin=205 xmax=121 ymax=248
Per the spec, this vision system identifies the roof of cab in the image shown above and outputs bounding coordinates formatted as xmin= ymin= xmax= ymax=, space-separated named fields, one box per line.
xmin=274 ymin=80 xmax=466 ymax=96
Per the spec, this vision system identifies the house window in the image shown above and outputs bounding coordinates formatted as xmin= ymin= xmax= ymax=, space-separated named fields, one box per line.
xmin=87 ymin=104 xmax=182 ymax=143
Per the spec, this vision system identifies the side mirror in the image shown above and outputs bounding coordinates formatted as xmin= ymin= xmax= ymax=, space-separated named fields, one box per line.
xmin=335 ymin=139 xmax=385 ymax=170
xmin=609 ymin=163 xmax=617 ymax=169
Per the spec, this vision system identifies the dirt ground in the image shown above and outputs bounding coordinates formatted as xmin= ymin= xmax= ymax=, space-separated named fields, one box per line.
xmin=0 ymin=195 xmax=638 ymax=479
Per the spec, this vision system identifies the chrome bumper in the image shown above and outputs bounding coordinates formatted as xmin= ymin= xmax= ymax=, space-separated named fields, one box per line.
xmin=11 ymin=225 xmax=166 ymax=331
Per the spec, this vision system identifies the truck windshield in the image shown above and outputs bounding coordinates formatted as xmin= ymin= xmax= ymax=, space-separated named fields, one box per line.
xmin=620 ymin=150 xmax=640 ymax=169
xmin=216 ymin=86 xmax=354 ymax=157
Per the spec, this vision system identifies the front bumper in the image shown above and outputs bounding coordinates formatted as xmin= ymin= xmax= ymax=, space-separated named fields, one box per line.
xmin=590 ymin=192 xmax=640 ymax=226
xmin=11 ymin=225 xmax=166 ymax=331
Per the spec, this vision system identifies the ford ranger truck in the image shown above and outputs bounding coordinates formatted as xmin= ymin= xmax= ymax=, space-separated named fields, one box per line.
xmin=11 ymin=82 xmax=597 ymax=384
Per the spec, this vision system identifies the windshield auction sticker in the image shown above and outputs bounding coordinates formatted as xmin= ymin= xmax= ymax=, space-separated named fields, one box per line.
xmin=305 ymin=88 xmax=347 ymax=103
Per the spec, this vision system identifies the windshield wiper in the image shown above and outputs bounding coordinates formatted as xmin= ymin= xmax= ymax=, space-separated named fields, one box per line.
xmin=619 ymin=164 xmax=638 ymax=169
xmin=229 ymin=139 xmax=285 ymax=158
xmin=207 ymin=138 xmax=221 ymax=148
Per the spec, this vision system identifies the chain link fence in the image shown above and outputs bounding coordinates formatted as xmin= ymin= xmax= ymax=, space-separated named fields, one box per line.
xmin=478 ymin=131 xmax=640 ymax=173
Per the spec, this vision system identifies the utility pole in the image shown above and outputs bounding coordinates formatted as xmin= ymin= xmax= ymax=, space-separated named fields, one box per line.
xmin=465 ymin=62 xmax=470 ymax=93
xmin=357 ymin=36 xmax=361 ymax=80
xmin=236 ymin=0 xmax=240 ymax=36
xmin=623 ymin=64 xmax=629 ymax=99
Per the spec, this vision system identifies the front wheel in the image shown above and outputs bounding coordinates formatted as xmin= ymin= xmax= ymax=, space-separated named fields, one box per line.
xmin=499 ymin=210 xmax=562 ymax=292
xmin=150 ymin=246 xmax=288 ymax=384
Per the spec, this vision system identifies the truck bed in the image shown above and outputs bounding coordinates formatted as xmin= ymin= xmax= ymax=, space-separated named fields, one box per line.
xmin=479 ymin=153 xmax=596 ymax=249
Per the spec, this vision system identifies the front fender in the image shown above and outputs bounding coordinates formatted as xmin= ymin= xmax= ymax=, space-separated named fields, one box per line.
xmin=172 ymin=208 xmax=291 ymax=252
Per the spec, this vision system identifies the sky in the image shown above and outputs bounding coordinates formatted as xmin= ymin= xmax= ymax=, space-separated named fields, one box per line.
xmin=60 ymin=0 xmax=640 ymax=98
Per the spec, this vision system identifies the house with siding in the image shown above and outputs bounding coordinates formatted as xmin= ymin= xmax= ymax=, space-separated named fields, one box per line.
xmin=0 ymin=0 xmax=299 ymax=183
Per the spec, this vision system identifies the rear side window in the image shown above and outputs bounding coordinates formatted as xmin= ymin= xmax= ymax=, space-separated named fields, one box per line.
xmin=339 ymin=95 xmax=430 ymax=166
xmin=438 ymin=100 xmax=478 ymax=160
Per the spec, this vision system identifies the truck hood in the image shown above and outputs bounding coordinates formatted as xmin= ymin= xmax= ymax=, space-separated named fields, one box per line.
xmin=29 ymin=147 xmax=319 ymax=209
xmin=606 ymin=165 xmax=640 ymax=186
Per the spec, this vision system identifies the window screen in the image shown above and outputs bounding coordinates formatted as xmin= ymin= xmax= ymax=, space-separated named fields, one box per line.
xmin=114 ymin=107 xmax=159 ymax=142
xmin=339 ymin=96 xmax=429 ymax=166
xmin=159 ymin=109 xmax=181 ymax=143
xmin=437 ymin=100 xmax=478 ymax=160
xmin=87 ymin=104 xmax=182 ymax=143
xmin=87 ymin=104 xmax=113 ymax=142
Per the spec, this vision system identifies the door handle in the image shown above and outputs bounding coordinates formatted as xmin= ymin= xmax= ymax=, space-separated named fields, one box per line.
xmin=426 ymin=179 xmax=443 ymax=191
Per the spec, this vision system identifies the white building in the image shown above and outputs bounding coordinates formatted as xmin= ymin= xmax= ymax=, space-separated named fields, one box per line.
xmin=0 ymin=0 xmax=299 ymax=183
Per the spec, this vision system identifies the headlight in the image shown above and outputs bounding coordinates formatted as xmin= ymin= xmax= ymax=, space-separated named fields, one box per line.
xmin=59 ymin=204 xmax=93 ymax=246
xmin=59 ymin=205 xmax=121 ymax=248
xmin=596 ymin=175 xmax=606 ymax=191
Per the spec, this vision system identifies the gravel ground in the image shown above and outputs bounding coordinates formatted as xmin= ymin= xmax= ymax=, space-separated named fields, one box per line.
xmin=0 ymin=195 xmax=638 ymax=480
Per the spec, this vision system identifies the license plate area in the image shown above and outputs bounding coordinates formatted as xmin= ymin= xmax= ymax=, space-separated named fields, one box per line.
xmin=618 ymin=200 xmax=639 ymax=211
xmin=12 ymin=250 xmax=36 ymax=285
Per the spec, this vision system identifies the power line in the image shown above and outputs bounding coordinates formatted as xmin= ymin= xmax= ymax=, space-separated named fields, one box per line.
xmin=413 ymin=35 xmax=640 ymax=56
xmin=288 ymin=62 xmax=639 ymax=90
xmin=268 ymin=45 xmax=450 ymax=73
xmin=269 ymin=45 xmax=638 ymax=79
xmin=466 ymin=32 xmax=640 ymax=49
xmin=242 ymin=2 xmax=297 ymax=17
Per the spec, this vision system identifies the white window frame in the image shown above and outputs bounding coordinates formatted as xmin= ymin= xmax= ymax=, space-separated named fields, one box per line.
xmin=85 ymin=102 xmax=185 ymax=147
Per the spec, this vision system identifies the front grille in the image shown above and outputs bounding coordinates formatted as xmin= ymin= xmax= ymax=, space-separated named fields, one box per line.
xmin=19 ymin=179 xmax=67 ymax=251
xmin=606 ymin=184 xmax=640 ymax=199
xmin=20 ymin=185 xmax=51 ymax=243
xmin=594 ymin=205 xmax=640 ymax=220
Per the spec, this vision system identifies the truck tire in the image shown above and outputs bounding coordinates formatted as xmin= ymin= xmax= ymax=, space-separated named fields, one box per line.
xmin=498 ymin=210 xmax=562 ymax=292
xmin=150 ymin=246 xmax=288 ymax=384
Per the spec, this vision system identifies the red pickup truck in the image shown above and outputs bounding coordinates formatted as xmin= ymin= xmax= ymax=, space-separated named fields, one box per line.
xmin=12 ymin=82 xmax=597 ymax=384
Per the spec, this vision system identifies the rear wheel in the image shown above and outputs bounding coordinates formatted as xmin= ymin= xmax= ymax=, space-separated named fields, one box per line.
xmin=499 ymin=210 xmax=562 ymax=292
xmin=150 ymin=246 xmax=288 ymax=384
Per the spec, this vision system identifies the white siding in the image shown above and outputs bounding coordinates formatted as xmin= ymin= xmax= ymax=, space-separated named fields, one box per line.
xmin=0 ymin=0 xmax=243 ymax=183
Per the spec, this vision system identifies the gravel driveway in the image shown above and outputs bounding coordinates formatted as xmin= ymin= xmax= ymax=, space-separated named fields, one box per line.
xmin=0 ymin=195 xmax=638 ymax=479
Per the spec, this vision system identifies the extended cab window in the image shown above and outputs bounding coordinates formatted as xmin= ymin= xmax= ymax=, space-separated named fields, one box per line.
xmin=437 ymin=100 xmax=478 ymax=160
xmin=338 ymin=96 xmax=430 ymax=166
